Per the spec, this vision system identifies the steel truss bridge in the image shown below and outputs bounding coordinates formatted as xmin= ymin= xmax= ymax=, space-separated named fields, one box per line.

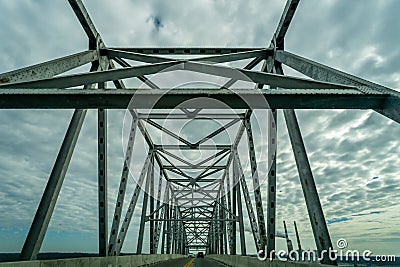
xmin=0 ymin=0 xmax=398 ymax=266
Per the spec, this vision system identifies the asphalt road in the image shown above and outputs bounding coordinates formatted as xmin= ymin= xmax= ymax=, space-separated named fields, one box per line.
xmin=151 ymin=257 xmax=226 ymax=267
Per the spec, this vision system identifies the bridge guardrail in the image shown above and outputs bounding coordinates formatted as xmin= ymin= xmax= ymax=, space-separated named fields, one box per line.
xmin=0 ymin=254 xmax=186 ymax=267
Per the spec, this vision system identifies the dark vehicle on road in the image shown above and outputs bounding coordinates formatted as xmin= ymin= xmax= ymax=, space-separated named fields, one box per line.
xmin=197 ymin=252 xmax=204 ymax=258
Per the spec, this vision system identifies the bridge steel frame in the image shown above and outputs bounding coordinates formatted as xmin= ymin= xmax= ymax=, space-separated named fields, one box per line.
xmin=1 ymin=0 xmax=399 ymax=266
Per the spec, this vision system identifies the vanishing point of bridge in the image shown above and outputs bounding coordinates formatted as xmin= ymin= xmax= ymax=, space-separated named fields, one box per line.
xmin=0 ymin=0 xmax=398 ymax=266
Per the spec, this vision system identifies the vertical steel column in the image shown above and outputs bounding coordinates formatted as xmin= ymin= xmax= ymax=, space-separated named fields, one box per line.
xmin=160 ymin=207 xmax=167 ymax=254
xmin=206 ymin=232 xmax=210 ymax=255
xmin=161 ymin=187 xmax=170 ymax=254
xmin=166 ymin=201 xmax=172 ymax=254
xmin=267 ymin=109 xmax=277 ymax=257
xmin=221 ymin=194 xmax=231 ymax=254
xmin=20 ymin=109 xmax=86 ymax=261
xmin=294 ymin=221 xmax=302 ymax=251
xmin=219 ymin=202 xmax=224 ymax=254
xmin=181 ymin=221 xmax=185 ymax=254
xmin=152 ymin=172 xmax=163 ymax=252
xmin=172 ymin=206 xmax=178 ymax=253
xmin=236 ymin=180 xmax=247 ymax=255
xmin=215 ymin=205 xmax=220 ymax=254
xmin=225 ymin=168 xmax=234 ymax=254
xmin=211 ymin=209 xmax=215 ymax=254
xmin=137 ymin=155 xmax=153 ymax=254
xmin=149 ymin=165 xmax=155 ymax=254
xmin=222 ymin=196 xmax=228 ymax=254
xmin=283 ymin=220 xmax=293 ymax=255
xmin=244 ymin=117 xmax=267 ymax=252
xmin=98 ymin=108 xmax=108 ymax=256
xmin=176 ymin=213 xmax=181 ymax=254
xmin=184 ymin=231 xmax=188 ymax=254
xmin=108 ymin=118 xmax=138 ymax=255
xmin=209 ymin=214 xmax=213 ymax=254
xmin=231 ymin=161 xmax=237 ymax=255
xmin=213 ymin=206 xmax=217 ymax=254
xmin=283 ymin=109 xmax=336 ymax=265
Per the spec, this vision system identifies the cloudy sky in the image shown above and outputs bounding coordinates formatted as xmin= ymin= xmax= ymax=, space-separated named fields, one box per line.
xmin=0 ymin=0 xmax=400 ymax=258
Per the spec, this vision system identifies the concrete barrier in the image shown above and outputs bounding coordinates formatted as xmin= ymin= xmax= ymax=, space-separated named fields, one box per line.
xmin=207 ymin=255 xmax=332 ymax=267
xmin=0 ymin=254 xmax=186 ymax=267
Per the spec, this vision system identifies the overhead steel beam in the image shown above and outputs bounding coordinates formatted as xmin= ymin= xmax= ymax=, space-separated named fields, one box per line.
xmin=105 ymin=48 xmax=270 ymax=64
xmin=112 ymin=57 xmax=160 ymax=89
xmin=105 ymin=49 xmax=173 ymax=64
xmin=155 ymin=145 xmax=231 ymax=150
xmin=68 ymin=0 xmax=99 ymax=47
xmin=0 ymin=51 xmax=98 ymax=84
xmin=137 ymin=113 xmax=245 ymax=120
xmin=189 ymin=50 xmax=269 ymax=64
xmin=1 ymin=59 xmax=355 ymax=89
xmin=194 ymin=118 xmax=240 ymax=146
xmin=275 ymin=50 xmax=400 ymax=123
xmin=0 ymin=88 xmax=386 ymax=109
xmin=144 ymin=119 xmax=192 ymax=147
xmin=283 ymin=109 xmax=336 ymax=265
xmin=163 ymin=166 xmax=226 ymax=170
xmin=193 ymin=149 xmax=231 ymax=167
xmin=158 ymin=150 xmax=193 ymax=167
xmin=182 ymin=61 xmax=354 ymax=89
xmin=0 ymin=61 xmax=181 ymax=89
xmin=149 ymin=218 xmax=236 ymax=222
xmin=194 ymin=150 xmax=230 ymax=181
xmin=197 ymin=168 xmax=224 ymax=179
xmin=274 ymin=0 xmax=301 ymax=49
xmin=108 ymin=47 xmax=265 ymax=55
xmin=221 ymin=57 xmax=264 ymax=89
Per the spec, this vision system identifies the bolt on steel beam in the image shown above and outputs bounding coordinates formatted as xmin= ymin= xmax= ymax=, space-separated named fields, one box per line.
xmin=98 ymin=108 xmax=108 ymax=256
xmin=266 ymin=109 xmax=277 ymax=256
xmin=108 ymin=118 xmax=138 ymax=255
xmin=244 ymin=117 xmax=267 ymax=251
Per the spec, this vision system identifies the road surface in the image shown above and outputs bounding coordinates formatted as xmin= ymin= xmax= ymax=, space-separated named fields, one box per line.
xmin=151 ymin=257 xmax=226 ymax=267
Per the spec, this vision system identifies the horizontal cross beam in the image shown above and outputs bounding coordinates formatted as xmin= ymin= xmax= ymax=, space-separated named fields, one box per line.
xmin=108 ymin=47 xmax=266 ymax=55
xmin=147 ymin=218 xmax=237 ymax=222
xmin=0 ymin=88 xmax=387 ymax=109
